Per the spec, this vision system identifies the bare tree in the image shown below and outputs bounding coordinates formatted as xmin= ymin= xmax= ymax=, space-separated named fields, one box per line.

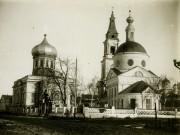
xmin=47 ymin=57 xmax=75 ymax=107
xmin=158 ymin=76 xmax=173 ymax=110
xmin=87 ymin=76 xmax=99 ymax=95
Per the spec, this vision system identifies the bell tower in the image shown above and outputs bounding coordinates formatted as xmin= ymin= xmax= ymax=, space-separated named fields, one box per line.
xmin=101 ymin=11 xmax=119 ymax=81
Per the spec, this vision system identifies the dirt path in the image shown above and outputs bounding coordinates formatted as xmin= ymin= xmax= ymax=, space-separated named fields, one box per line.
xmin=0 ymin=114 xmax=179 ymax=135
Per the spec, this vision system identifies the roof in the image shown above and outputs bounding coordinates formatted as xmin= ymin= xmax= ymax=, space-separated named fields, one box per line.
xmin=105 ymin=12 xmax=119 ymax=40
xmin=32 ymin=34 xmax=57 ymax=58
xmin=119 ymin=81 xmax=155 ymax=94
xmin=115 ymin=41 xmax=147 ymax=54
xmin=148 ymin=70 xmax=158 ymax=77
xmin=111 ymin=68 xmax=122 ymax=75
xmin=107 ymin=12 xmax=117 ymax=34
xmin=1 ymin=95 xmax=12 ymax=100
xmin=120 ymin=66 xmax=158 ymax=77
xmin=162 ymin=77 xmax=170 ymax=84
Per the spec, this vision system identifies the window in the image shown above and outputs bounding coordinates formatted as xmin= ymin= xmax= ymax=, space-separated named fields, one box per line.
xmin=46 ymin=60 xmax=49 ymax=67
xmin=146 ymin=99 xmax=152 ymax=109
xmin=135 ymin=71 xmax=143 ymax=77
xmin=128 ymin=59 xmax=134 ymax=66
xmin=121 ymin=99 xmax=123 ymax=108
xmin=40 ymin=60 xmax=44 ymax=67
xmin=110 ymin=46 xmax=115 ymax=55
xmin=51 ymin=61 xmax=53 ymax=68
xmin=115 ymin=88 xmax=116 ymax=97
xmin=141 ymin=60 xmax=146 ymax=67
xmin=21 ymin=91 xmax=24 ymax=103
xmin=116 ymin=60 xmax=120 ymax=67
xmin=35 ymin=60 xmax=38 ymax=67
xmin=31 ymin=93 xmax=35 ymax=103
xmin=131 ymin=32 xmax=134 ymax=38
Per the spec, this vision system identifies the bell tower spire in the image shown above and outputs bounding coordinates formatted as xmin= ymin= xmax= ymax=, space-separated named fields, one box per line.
xmin=106 ymin=9 xmax=118 ymax=40
xmin=100 ymin=10 xmax=119 ymax=81
xmin=126 ymin=10 xmax=135 ymax=41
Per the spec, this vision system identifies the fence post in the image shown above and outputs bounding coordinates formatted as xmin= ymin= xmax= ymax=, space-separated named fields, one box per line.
xmin=83 ymin=107 xmax=89 ymax=118
xmin=175 ymin=109 xmax=177 ymax=118
xmin=112 ymin=106 xmax=115 ymax=114
xmin=63 ymin=107 xmax=66 ymax=115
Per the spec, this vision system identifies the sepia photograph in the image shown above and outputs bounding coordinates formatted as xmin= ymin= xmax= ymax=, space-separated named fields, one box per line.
xmin=0 ymin=0 xmax=179 ymax=134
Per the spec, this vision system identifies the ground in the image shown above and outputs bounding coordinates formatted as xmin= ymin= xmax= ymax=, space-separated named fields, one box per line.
xmin=0 ymin=114 xmax=179 ymax=135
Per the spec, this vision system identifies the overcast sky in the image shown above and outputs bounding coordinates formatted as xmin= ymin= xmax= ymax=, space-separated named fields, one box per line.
xmin=0 ymin=0 xmax=179 ymax=97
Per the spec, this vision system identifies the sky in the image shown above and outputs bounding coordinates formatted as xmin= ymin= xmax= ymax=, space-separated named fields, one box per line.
xmin=0 ymin=0 xmax=179 ymax=97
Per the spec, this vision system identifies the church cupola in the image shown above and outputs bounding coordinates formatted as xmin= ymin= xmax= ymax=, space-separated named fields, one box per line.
xmin=126 ymin=10 xmax=135 ymax=41
xmin=31 ymin=34 xmax=57 ymax=76
xmin=113 ymin=11 xmax=149 ymax=72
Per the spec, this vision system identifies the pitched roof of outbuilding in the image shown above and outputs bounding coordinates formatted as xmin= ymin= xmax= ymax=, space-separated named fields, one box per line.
xmin=119 ymin=81 xmax=156 ymax=94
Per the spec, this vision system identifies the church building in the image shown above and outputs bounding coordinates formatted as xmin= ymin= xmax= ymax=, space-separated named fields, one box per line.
xmin=98 ymin=11 xmax=160 ymax=110
xmin=12 ymin=35 xmax=73 ymax=114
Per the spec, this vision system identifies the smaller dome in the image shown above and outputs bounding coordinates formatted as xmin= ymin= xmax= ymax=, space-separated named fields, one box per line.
xmin=115 ymin=41 xmax=147 ymax=54
xmin=126 ymin=10 xmax=134 ymax=23
xmin=126 ymin=16 xmax=134 ymax=23
xmin=32 ymin=34 xmax=57 ymax=58
xmin=162 ymin=77 xmax=170 ymax=85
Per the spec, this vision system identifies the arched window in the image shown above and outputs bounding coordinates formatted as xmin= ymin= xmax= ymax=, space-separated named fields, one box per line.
xmin=35 ymin=60 xmax=38 ymax=68
xmin=46 ymin=60 xmax=49 ymax=68
xmin=110 ymin=46 xmax=115 ymax=55
xmin=40 ymin=60 xmax=44 ymax=67
xmin=51 ymin=61 xmax=53 ymax=68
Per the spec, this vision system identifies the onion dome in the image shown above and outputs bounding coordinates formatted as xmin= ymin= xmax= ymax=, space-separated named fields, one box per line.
xmin=32 ymin=34 xmax=57 ymax=58
xmin=115 ymin=41 xmax=147 ymax=54
xmin=126 ymin=16 xmax=134 ymax=23
xmin=162 ymin=77 xmax=170 ymax=86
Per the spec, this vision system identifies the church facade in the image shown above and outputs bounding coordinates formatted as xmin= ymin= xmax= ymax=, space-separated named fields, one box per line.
xmin=12 ymin=35 xmax=73 ymax=114
xmin=98 ymin=11 xmax=160 ymax=110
